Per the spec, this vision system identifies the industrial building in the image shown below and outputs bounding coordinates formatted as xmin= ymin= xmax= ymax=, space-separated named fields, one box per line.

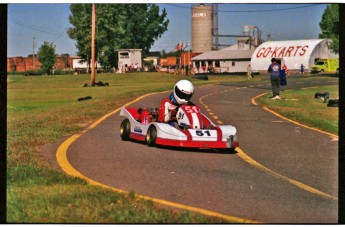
xmin=8 ymin=55 xmax=71 ymax=72
xmin=192 ymin=4 xmax=213 ymax=53
xmin=189 ymin=4 xmax=339 ymax=75
xmin=190 ymin=4 xmax=263 ymax=74
xmin=250 ymin=39 xmax=339 ymax=73
xmin=7 ymin=55 xmax=104 ymax=73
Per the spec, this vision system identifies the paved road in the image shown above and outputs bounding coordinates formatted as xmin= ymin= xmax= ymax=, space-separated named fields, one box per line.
xmin=54 ymin=76 xmax=339 ymax=223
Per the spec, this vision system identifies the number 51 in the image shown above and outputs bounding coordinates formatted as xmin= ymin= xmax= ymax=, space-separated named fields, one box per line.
xmin=196 ymin=130 xmax=211 ymax=136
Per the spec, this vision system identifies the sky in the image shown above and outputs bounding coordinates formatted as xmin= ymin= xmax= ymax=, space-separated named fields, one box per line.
xmin=7 ymin=3 xmax=329 ymax=57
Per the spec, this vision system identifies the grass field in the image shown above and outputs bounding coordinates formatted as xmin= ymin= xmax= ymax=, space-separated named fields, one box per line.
xmin=255 ymin=85 xmax=338 ymax=135
xmin=7 ymin=72 xmax=339 ymax=223
xmin=7 ymin=72 xmax=247 ymax=223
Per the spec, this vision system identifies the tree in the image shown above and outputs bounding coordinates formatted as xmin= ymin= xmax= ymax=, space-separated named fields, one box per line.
xmin=67 ymin=4 xmax=169 ymax=68
xmin=37 ymin=42 xmax=56 ymax=75
xmin=319 ymin=4 xmax=339 ymax=54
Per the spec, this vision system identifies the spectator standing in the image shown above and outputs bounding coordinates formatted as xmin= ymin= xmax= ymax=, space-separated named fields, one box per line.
xmin=300 ymin=64 xmax=305 ymax=74
xmin=268 ymin=58 xmax=281 ymax=100
xmin=247 ymin=64 xmax=253 ymax=79
xmin=207 ymin=65 xmax=211 ymax=73
xmin=202 ymin=65 xmax=206 ymax=73
xmin=280 ymin=64 xmax=287 ymax=86
xmin=282 ymin=64 xmax=288 ymax=75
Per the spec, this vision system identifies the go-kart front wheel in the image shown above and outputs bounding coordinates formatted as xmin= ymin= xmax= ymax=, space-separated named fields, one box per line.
xmin=146 ymin=126 xmax=157 ymax=147
xmin=120 ymin=119 xmax=131 ymax=141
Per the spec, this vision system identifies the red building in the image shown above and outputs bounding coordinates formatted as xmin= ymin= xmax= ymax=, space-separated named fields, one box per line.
xmin=7 ymin=55 xmax=72 ymax=72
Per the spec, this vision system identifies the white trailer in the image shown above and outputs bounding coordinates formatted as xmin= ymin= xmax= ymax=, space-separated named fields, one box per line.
xmin=250 ymin=39 xmax=338 ymax=73
xmin=117 ymin=49 xmax=142 ymax=71
xmin=71 ymin=57 xmax=101 ymax=70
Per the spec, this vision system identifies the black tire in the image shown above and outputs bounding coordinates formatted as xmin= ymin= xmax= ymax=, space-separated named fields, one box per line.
xmin=146 ymin=125 xmax=157 ymax=147
xmin=120 ymin=119 xmax=131 ymax=141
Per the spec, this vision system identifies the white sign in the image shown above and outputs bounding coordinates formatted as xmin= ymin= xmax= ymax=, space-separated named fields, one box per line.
xmin=192 ymin=13 xmax=206 ymax=18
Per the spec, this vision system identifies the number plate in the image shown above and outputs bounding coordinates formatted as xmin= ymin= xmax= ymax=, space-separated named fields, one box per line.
xmin=188 ymin=129 xmax=218 ymax=141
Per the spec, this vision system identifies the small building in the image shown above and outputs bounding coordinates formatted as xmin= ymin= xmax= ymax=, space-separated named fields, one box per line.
xmin=143 ymin=51 xmax=160 ymax=67
xmin=117 ymin=49 xmax=142 ymax=70
xmin=250 ymin=39 xmax=339 ymax=73
xmin=160 ymin=57 xmax=178 ymax=67
xmin=191 ymin=49 xmax=254 ymax=73
xmin=180 ymin=52 xmax=201 ymax=66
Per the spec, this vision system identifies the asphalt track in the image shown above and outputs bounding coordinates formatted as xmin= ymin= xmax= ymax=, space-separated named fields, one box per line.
xmin=53 ymin=76 xmax=339 ymax=223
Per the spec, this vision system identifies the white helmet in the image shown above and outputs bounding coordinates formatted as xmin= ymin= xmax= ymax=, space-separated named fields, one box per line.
xmin=173 ymin=80 xmax=194 ymax=105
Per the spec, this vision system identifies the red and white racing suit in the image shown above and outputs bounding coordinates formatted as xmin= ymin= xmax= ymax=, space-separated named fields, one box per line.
xmin=158 ymin=97 xmax=179 ymax=123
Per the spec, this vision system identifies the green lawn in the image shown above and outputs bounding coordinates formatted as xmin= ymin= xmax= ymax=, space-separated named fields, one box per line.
xmin=256 ymin=85 xmax=338 ymax=135
xmin=7 ymin=72 xmax=247 ymax=223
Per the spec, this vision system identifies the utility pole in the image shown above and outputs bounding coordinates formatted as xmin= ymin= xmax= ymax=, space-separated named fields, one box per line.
xmin=32 ymin=37 xmax=35 ymax=68
xmin=91 ymin=3 xmax=96 ymax=86
xmin=188 ymin=41 xmax=190 ymax=76
xmin=212 ymin=3 xmax=219 ymax=50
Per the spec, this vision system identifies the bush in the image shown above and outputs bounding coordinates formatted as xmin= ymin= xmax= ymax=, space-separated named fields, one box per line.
xmin=25 ymin=69 xmax=44 ymax=76
xmin=53 ymin=69 xmax=75 ymax=75
xmin=7 ymin=71 xmax=21 ymax=75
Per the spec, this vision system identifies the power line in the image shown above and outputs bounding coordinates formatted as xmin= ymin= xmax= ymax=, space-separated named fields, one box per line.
xmin=52 ymin=28 xmax=68 ymax=43
xmin=168 ymin=3 xmax=322 ymax=13
xmin=8 ymin=19 xmax=70 ymax=39
xmin=11 ymin=39 xmax=32 ymax=52
xmin=9 ymin=18 xmax=66 ymax=35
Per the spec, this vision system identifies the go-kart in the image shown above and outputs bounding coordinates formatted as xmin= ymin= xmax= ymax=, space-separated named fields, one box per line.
xmin=119 ymin=104 xmax=239 ymax=150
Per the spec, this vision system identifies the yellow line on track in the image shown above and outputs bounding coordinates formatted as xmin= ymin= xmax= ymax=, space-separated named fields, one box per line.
xmin=251 ymin=92 xmax=269 ymax=105
xmin=262 ymin=106 xmax=338 ymax=139
xmin=56 ymin=90 xmax=259 ymax=224
xmin=201 ymin=87 xmax=338 ymax=201
xmin=252 ymin=91 xmax=338 ymax=139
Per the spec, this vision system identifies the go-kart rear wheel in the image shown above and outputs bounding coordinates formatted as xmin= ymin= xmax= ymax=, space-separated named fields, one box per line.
xmin=120 ymin=119 xmax=131 ymax=141
xmin=146 ymin=125 xmax=157 ymax=147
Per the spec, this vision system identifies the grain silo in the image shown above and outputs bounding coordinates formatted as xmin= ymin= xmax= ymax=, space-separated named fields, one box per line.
xmin=192 ymin=4 xmax=213 ymax=53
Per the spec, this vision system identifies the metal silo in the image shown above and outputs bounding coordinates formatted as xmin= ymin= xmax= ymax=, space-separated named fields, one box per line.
xmin=192 ymin=4 xmax=213 ymax=53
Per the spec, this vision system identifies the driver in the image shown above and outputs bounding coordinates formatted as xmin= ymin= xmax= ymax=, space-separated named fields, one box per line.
xmin=158 ymin=79 xmax=194 ymax=123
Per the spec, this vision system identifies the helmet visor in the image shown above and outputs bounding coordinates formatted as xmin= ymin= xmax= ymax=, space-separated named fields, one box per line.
xmin=175 ymin=86 xmax=193 ymax=101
